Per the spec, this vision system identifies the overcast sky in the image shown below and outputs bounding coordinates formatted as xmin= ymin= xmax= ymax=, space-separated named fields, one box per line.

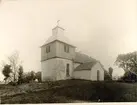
xmin=0 ymin=0 xmax=136 ymax=80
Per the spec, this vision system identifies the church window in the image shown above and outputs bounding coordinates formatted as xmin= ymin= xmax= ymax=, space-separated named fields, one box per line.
xmin=97 ymin=70 xmax=100 ymax=81
xmin=66 ymin=64 xmax=70 ymax=77
xmin=64 ymin=44 xmax=69 ymax=53
xmin=46 ymin=46 xmax=50 ymax=53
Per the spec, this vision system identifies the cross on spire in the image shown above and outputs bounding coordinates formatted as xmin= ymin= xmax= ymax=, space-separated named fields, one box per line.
xmin=57 ymin=20 xmax=60 ymax=26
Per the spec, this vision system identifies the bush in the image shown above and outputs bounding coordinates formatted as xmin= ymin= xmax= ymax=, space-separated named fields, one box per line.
xmin=120 ymin=71 xmax=137 ymax=83
xmin=8 ymin=81 xmax=17 ymax=86
xmin=104 ymin=70 xmax=112 ymax=81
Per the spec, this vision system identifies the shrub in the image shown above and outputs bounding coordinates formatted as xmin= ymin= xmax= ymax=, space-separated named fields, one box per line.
xmin=8 ymin=81 xmax=17 ymax=86
xmin=120 ymin=71 xmax=137 ymax=83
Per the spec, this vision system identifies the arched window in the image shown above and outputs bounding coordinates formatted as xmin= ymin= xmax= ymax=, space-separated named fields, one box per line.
xmin=97 ymin=70 xmax=100 ymax=81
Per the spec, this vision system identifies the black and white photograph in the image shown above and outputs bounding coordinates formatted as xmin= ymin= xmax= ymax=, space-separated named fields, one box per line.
xmin=0 ymin=0 xmax=137 ymax=104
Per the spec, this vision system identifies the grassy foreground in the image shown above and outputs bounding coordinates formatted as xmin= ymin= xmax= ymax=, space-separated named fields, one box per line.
xmin=1 ymin=79 xmax=137 ymax=103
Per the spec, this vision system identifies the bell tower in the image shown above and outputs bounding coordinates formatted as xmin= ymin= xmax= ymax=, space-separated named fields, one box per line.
xmin=41 ymin=22 xmax=76 ymax=81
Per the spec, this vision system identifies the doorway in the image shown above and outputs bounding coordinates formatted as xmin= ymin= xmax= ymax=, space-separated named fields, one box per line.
xmin=97 ymin=70 xmax=100 ymax=81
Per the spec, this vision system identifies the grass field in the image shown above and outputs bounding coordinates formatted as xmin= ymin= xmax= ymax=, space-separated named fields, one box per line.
xmin=1 ymin=79 xmax=137 ymax=103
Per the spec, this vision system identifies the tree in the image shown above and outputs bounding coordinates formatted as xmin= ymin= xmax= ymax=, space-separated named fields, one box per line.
xmin=108 ymin=67 xmax=113 ymax=78
xmin=22 ymin=72 xmax=31 ymax=83
xmin=115 ymin=51 xmax=137 ymax=73
xmin=8 ymin=51 xmax=22 ymax=82
xmin=21 ymin=71 xmax=36 ymax=83
xmin=2 ymin=64 xmax=12 ymax=82
xmin=120 ymin=71 xmax=137 ymax=82
xmin=104 ymin=70 xmax=112 ymax=80
xmin=18 ymin=65 xmax=24 ymax=84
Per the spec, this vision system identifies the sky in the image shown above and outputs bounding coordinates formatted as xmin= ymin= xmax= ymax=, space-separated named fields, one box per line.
xmin=0 ymin=0 xmax=137 ymax=80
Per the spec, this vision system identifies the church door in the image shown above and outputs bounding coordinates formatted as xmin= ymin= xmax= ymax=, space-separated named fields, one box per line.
xmin=66 ymin=64 xmax=70 ymax=77
xmin=97 ymin=70 xmax=100 ymax=81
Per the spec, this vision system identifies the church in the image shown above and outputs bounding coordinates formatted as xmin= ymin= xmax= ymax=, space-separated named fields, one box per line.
xmin=41 ymin=23 xmax=104 ymax=81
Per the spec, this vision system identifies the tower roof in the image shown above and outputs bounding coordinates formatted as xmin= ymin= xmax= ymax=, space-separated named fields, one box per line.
xmin=42 ymin=25 xmax=75 ymax=47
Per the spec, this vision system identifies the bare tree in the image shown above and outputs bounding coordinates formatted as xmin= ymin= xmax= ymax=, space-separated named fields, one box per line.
xmin=8 ymin=51 xmax=22 ymax=82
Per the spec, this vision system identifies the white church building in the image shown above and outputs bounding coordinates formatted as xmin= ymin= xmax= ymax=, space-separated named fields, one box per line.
xmin=41 ymin=24 xmax=104 ymax=81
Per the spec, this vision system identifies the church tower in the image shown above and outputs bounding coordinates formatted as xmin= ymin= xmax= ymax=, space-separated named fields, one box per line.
xmin=41 ymin=22 xmax=76 ymax=81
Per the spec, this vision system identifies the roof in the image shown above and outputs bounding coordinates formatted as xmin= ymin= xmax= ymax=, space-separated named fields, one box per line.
xmin=45 ymin=34 xmax=71 ymax=45
xmin=74 ymin=52 xmax=96 ymax=63
xmin=42 ymin=26 xmax=75 ymax=47
xmin=74 ymin=61 xmax=97 ymax=71
xmin=73 ymin=52 xmax=105 ymax=71
xmin=74 ymin=52 xmax=99 ymax=71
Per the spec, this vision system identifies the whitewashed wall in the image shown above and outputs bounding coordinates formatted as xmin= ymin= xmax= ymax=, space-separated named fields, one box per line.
xmin=56 ymin=41 xmax=75 ymax=60
xmin=41 ymin=42 xmax=57 ymax=61
xmin=41 ymin=58 xmax=73 ymax=81
xmin=90 ymin=62 xmax=104 ymax=81
xmin=72 ymin=70 xmax=91 ymax=80
xmin=72 ymin=62 xmax=104 ymax=81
